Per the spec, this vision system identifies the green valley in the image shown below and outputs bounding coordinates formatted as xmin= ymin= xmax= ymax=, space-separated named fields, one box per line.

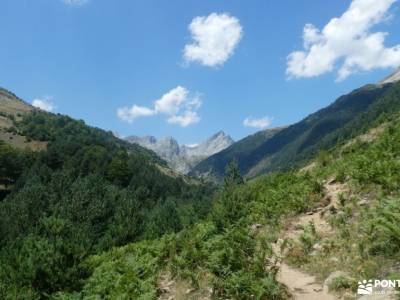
xmin=3 ymin=1 xmax=400 ymax=299
xmin=51 ymin=87 xmax=400 ymax=299
xmin=2 ymin=77 xmax=400 ymax=299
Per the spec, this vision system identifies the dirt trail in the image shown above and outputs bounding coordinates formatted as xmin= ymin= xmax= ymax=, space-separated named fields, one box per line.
xmin=274 ymin=180 xmax=346 ymax=300
xmin=157 ymin=181 xmax=346 ymax=300
xmin=277 ymin=263 xmax=337 ymax=300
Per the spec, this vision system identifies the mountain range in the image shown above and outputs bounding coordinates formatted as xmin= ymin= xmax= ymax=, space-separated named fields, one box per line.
xmin=191 ymin=67 xmax=400 ymax=179
xmin=125 ymin=131 xmax=234 ymax=174
xmin=122 ymin=68 xmax=400 ymax=180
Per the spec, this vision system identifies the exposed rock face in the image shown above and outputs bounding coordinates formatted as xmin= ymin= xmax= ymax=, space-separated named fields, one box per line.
xmin=125 ymin=131 xmax=234 ymax=174
xmin=181 ymin=131 xmax=234 ymax=158
xmin=380 ymin=67 xmax=400 ymax=85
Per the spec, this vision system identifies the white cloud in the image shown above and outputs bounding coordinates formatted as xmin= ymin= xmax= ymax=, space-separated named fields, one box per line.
xmin=117 ymin=86 xmax=202 ymax=127
xmin=117 ymin=105 xmax=155 ymax=123
xmin=62 ymin=0 xmax=88 ymax=5
xmin=167 ymin=110 xmax=200 ymax=127
xmin=243 ymin=116 xmax=273 ymax=129
xmin=32 ymin=97 xmax=55 ymax=112
xmin=287 ymin=0 xmax=400 ymax=81
xmin=154 ymin=86 xmax=188 ymax=115
xmin=183 ymin=13 xmax=243 ymax=67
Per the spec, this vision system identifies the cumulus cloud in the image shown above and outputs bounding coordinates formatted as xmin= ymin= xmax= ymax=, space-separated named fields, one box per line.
xmin=287 ymin=0 xmax=400 ymax=81
xmin=154 ymin=86 xmax=189 ymax=115
xmin=183 ymin=13 xmax=243 ymax=67
xmin=32 ymin=97 xmax=55 ymax=112
xmin=117 ymin=86 xmax=202 ymax=127
xmin=62 ymin=0 xmax=88 ymax=5
xmin=243 ymin=116 xmax=273 ymax=129
xmin=167 ymin=111 xmax=200 ymax=127
xmin=117 ymin=105 xmax=155 ymax=123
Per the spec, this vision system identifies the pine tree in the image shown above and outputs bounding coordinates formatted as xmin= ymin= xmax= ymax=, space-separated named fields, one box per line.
xmin=224 ymin=159 xmax=244 ymax=189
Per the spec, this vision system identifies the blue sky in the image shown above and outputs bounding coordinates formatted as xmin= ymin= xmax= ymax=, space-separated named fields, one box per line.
xmin=1 ymin=0 xmax=400 ymax=144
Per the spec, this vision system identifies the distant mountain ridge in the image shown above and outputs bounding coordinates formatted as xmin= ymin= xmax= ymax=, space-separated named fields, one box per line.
xmin=190 ymin=127 xmax=286 ymax=178
xmin=126 ymin=131 xmax=234 ymax=173
xmin=191 ymin=69 xmax=400 ymax=179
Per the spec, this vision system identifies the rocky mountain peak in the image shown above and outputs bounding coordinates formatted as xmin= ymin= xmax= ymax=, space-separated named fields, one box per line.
xmin=125 ymin=135 xmax=157 ymax=146
xmin=188 ymin=131 xmax=234 ymax=157
xmin=125 ymin=131 xmax=234 ymax=174
xmin=211 ymin=130 xmax=227 ymax=138
xmin=206 ymin=131 xmax=232 ymax=143
xmin=159 ymin=136 xmax=178 ymax=146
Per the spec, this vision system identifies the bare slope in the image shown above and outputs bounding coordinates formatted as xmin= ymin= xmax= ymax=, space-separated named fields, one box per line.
xmin=0 ymin=88 xmax=47 ymax=150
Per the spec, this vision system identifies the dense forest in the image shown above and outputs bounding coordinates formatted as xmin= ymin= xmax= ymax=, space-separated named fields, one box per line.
xmin=0 ymin=111 xmax=214 ymax=298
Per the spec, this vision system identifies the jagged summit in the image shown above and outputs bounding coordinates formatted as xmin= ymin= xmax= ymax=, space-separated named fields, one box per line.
xmin=126 ymin=135 xmax=157 ymax=145
xmin=209 ymin=130 xmax=228 ymax=139
xmin=125 ymin=132 xmax=234 ymax=174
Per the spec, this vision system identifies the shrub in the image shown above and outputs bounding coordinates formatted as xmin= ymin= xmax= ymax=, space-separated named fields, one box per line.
xmin=328 ymin=276 xmax=352 ymax=293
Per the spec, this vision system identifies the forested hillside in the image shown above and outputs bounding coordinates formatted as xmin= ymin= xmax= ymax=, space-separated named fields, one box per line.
xmin=192 ymin=82 xmax=400 ymax=179
xmin=51 ymin=104 xmax=400 ymax=299
xmin=0 ymin=96 xmax=215 ymax=298
xmin=1 ymin=79 xmax=400 ymax=299
xmin=190 ymin=127 xmax=285 ymax=179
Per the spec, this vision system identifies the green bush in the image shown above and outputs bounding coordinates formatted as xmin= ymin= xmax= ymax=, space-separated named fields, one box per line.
xmin=328 ymin=276 xmax=352 ymax=293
